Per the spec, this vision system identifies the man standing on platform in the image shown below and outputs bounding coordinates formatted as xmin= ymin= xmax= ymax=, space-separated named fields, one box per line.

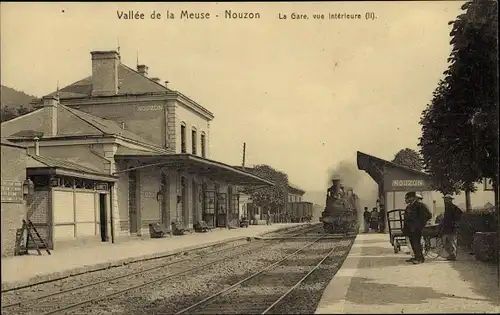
xmin=370 ymin=207 xmax=379 ymax=232
xmin=403 ymin=191 xmax=432 ymax=264
xmin=439 ymin=195 xmax=463 ymax=261
xmin=378 ymin=204 xmax=386 ymax=233
xmin=363 ymin=207 xmax=371 ymax=233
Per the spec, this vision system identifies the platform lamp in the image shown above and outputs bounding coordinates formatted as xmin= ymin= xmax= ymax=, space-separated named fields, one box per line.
xmin=23 ymin=178 xmax=35 ymax=200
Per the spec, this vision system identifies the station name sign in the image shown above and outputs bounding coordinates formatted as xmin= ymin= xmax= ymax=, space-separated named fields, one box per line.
xmin=392 ymin=180 xmax=425 ymax=187
xmin=136 ymin=105 xmax=163 ymax=112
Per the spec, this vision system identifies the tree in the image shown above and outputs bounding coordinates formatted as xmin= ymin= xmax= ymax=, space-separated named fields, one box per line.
xmin=243 ymin=164 xmax=289 ymax=214
xmin=418 ymin=0 xmax=498 ymax=205
xmin=0 ymin=105 xmax=36 ymax=122
xmin=392 ymin=148 xmax=423 ymax=171
xmin=0 ymin=106 xmax=18 ymax=122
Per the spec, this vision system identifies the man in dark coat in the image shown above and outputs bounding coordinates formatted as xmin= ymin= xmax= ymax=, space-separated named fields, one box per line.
xmin=370 ymin=207 xmax=379 ymax=231
xmin=363 ymin=207 xmax=370 ymax=233
xmin=439 ymin=195 xmax=463 ymax=261
xmin=403 ymin=191 xmax=432 ymax=264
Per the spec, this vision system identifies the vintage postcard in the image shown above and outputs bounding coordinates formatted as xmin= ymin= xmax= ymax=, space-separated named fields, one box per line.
xmin=1 ymin=1 xmax=498 ymax=314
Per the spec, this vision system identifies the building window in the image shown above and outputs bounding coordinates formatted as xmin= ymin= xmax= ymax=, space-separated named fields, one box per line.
xmin=203 ymin=191 xmax=215 ymax=214
xmin=217 ymin=193 xmax=227 ymax=214
xmin=230 ymin=194 xmax=239 ymax=214
xmin=201 ymin=133 xmax=206 ymax=158
xmin=192 ymin=129 xmax=197 ymax=155
xmin=180 ymin=124 xmax=186 ymax=153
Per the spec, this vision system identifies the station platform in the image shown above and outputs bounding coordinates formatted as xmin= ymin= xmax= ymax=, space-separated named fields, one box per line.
xmin=1 ymin=223 xmax=307 ymax=291
xmin=315 ymin=232 xmax=500 ymax=314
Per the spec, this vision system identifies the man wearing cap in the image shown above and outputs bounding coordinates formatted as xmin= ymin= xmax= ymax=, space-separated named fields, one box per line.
xmin=403 ymin=191 xmax=433 ymax=264
xmin=439 ymin=195 xmax=463 ymax=261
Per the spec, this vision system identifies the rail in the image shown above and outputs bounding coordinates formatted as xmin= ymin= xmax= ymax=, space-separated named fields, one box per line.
xmin=175 ymin=233 xmax=350 ymax=314
xmin=2 ymin=224 xmax=321 ymax=315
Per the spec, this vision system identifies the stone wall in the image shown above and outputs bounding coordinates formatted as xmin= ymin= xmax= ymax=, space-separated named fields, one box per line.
xmin=1 ymin=144 xmax=27 ymax=257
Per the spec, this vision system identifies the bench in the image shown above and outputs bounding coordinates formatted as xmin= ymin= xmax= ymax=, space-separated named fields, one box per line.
xmin=171 ymin=221 xmax=193 ymax=236
xmin=240 ymin=219 xmax=249 ymax=228
xmin=194 ymin=220 xmax=212 ymax=233
xmin=149 ymin=223 xmax=172 ymax=238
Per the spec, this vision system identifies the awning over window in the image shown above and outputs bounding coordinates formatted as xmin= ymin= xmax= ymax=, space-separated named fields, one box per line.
xmin=114 ymin=153 xmax=275 ymax=187
xmin=27 ymin=154 xmax=118 ymax=182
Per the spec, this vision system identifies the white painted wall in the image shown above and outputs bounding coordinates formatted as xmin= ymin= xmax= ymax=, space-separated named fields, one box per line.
xmin=175 ymin=102 xmax=210 ymax=158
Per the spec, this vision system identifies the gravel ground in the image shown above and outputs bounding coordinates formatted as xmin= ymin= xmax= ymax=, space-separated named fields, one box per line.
xmin=65 ymin=237 xmax=324 ymax=315
xmin=182 ymin=238 xmax=354 ymax=314
xmin=2 ymin=225 xmax=329 ymax=315
xmin=272 ymin=237 xmax=356 ymax=314
xmin=0 ymin=238 xmax=255 ymax=315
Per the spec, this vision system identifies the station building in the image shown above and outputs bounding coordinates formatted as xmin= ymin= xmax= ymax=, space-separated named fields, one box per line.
xmin=357 ymin=151 xmax=496 ymax=222
xmin=287 ymin=183 xmax=305 ymax=203
xmin=0 ymin=50 xmax=272 ymax=252
xmin=357 ymin=151 xmax=442 ymax=230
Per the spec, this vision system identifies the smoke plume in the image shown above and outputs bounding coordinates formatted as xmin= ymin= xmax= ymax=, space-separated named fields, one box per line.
xmin=327 ymin=160 xmax=378 ymax=208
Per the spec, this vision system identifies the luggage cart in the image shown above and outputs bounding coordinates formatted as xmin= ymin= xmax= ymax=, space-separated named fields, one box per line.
xmin=387 ymin=209 xmax=408 ymax=253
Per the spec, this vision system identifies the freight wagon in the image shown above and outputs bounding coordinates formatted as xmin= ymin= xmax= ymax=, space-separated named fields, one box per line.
xmin=287 ymin=202 xmax=313 ymax=222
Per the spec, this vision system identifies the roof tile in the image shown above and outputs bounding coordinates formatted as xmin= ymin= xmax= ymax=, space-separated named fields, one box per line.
xmin=27 ymin=154 xmax=103 ymax=174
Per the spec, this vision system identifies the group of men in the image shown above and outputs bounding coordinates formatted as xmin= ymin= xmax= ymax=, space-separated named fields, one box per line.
xmin=362 ymin=191 xmax=463 ymax=265
xmin=403 ymin=191 xmax=463 ymax=265
xmin=363 ymin=206 xmax=385 ymax=233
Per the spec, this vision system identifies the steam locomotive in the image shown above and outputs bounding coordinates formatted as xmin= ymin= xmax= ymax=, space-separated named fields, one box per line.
xmin=320 ymin=178 xmax=359 ymax=234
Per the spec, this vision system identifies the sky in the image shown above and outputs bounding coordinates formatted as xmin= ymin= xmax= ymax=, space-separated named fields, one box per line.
xmin=1 ymin=1 xmax=474 ymax=200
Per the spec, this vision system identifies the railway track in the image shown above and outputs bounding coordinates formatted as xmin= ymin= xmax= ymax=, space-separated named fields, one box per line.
xmin=174 ymin=233 xmax=354 ymax=314
xmin=1 ymin=224 xmax=321 ymax=315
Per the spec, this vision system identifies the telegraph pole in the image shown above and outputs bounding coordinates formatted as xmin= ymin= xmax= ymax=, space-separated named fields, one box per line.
xmin=242 ymin=142 xmax=246 ymax=167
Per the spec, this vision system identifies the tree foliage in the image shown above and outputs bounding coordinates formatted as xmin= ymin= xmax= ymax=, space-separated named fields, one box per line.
xmin=0 ymin=105 xmax=35 ymax=122
xmin=392 ymin=148 xmax=423 ymax=171
xmin=243 ymin=164 xmax=289 ymax=213
xmin=418 ymin=0 xmax=498 ymax=195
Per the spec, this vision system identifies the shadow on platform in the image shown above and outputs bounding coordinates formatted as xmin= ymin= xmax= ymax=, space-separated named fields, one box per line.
xmin=345 ymin=276 xmax=493 ymax=305
xmin=448 ymin=251 xmax=499 ymax=303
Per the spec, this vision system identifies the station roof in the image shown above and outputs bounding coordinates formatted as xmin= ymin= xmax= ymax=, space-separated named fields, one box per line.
xmin=27 ymin=154 xmax=118 ymax=182
xmin=357 ymin=151 xmax=430 ymax=185
xmin=233 ymin=166 xmax=304 ymax=193
xmin=288 ymin=183 xmax=306 ymax=195
xmin=114 ymin=154 xmax=275 ymax=187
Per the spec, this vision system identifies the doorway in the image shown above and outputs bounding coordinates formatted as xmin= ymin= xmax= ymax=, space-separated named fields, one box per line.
xmin=128 ymin=171 xmax=138 ymax=233
xmin=99 ymin=193 xmax=108 ymax=242
xmin=160 ymin=173 xmax=169 ymax=225
xmin=192 ymin=181 xmax=198 ymax=224
xmin=181 ymin=177 xmax=189 ymax=227
xmin=216 ymin=193 xmax=228 ymax=227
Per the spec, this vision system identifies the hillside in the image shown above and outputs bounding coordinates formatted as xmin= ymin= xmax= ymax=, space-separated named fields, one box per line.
xmin=1 ymin=85 xmax=37 ymax=109
xmin=1 ymin=85 xmax=38 ymax=122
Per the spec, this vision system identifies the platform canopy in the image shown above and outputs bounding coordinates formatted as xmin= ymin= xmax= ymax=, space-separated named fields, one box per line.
xmin=356 ymin=151 xmax=434 ymax=192
xmin=114 ymin=153 xmax=275 ymax=187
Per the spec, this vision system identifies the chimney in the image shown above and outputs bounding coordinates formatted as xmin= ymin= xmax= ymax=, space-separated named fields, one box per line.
xmin=90 ymin=50 xmax=120 ymax=96
xmin=150 ymin=77 xmax=161 ymax=84
xmin=137 ymin=64 xmax=149 ymax=77
xmin=42 ymin=96 xmax=58 ymax=137
xmin=164 ymin=81 xmax=169 ymax=88
xmin=34 ymin=137 xmax=40 ymax=155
